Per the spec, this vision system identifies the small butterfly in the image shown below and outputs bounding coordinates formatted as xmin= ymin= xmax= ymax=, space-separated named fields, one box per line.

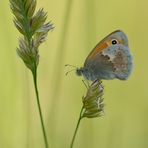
xmin=76 ymin=30 xmax=133 ymax=81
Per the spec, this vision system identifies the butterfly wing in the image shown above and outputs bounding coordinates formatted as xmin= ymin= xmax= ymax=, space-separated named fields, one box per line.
xmin=83 ymin=30 xmax=133 ymax=80
xmin=84 ymin=51 xmax=116 ymax=80
xmin=84 ymin=30 xmax=128 ymax=65
xmin=111 ymin=45 xmax=133 ymax=80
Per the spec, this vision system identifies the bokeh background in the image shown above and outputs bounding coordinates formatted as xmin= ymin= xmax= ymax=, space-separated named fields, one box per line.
xmin=0 ymin=0 xmax=148 ymax=148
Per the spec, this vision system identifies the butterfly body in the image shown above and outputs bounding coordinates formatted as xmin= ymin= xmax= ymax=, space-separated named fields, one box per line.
xmin=76 ymin=30 xmax=133 ymax=81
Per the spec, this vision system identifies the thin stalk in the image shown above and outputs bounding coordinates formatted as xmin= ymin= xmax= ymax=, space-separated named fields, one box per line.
xmin=32 ymin=65 xmax=49 ymax=148
xmin=70 ymin=106 xmax=84 ymax=148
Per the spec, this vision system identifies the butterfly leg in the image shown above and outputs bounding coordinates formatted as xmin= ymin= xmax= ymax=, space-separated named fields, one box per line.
xmin=82 ymin=79 xmax=90 ymax=89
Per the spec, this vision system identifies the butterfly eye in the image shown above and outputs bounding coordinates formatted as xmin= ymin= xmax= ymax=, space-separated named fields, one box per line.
xmin=111 ymin=39 xmax=118 ymax=45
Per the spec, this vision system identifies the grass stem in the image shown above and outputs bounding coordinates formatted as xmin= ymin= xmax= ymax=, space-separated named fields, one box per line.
xmin=70 ymin=106 xmax=84 ymax=148
xmin=32 ymin=65 xmax=49 ymax=148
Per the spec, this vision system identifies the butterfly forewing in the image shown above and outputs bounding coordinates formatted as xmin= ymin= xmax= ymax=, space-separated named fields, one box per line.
xmin=84 ymin=30 xmax=128 ymax=67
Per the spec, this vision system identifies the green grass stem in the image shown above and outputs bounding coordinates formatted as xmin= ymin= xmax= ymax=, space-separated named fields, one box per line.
xmin=32 ymin=65 xmax=49 ymax=148
xmin=70 ymin=106 xmax=84 ymax=148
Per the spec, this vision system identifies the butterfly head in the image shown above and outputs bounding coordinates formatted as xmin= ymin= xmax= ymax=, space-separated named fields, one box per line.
xmin=76 ymin=67 xmax=84 ymax=76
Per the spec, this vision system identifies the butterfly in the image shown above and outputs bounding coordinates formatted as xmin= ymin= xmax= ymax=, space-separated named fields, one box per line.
xmin=76 ymin=30 xmax=133 ymax=81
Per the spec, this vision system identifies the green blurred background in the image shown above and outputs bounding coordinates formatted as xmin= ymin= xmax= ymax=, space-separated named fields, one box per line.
xmin=0 ymin=0 xmax=148 ymax=148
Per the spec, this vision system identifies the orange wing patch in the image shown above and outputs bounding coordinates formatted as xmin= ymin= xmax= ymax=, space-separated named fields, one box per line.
xmin=86 ymin=42 xmax=108 ymax=61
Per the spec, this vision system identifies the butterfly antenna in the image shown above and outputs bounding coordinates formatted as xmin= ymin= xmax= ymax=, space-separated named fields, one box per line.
xmin=65 ymin=64 xmax=77 ymax=68
xmin=65 ymin=68 xmax=76 ymax=76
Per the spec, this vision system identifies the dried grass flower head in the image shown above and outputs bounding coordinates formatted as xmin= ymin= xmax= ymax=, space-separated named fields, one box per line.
xmin=10 ymin=0 xmax=54 ymax=71
xmin=70 ymin=80 xmax=105 ymax=148
xmin=82 ymin=80 xmax=104 ymax=118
